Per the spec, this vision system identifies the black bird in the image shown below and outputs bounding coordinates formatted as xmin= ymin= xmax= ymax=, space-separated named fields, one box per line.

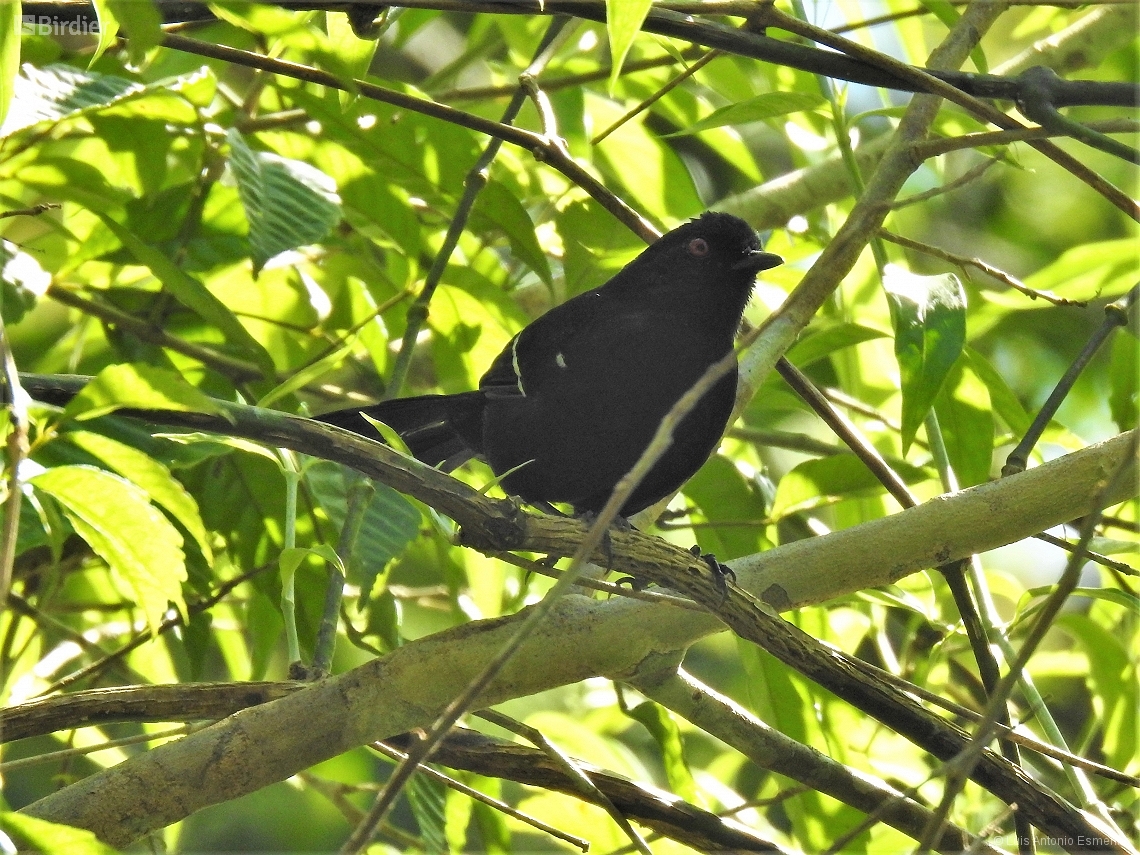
xmin=319 ymin=212 xmax=782 ymax=517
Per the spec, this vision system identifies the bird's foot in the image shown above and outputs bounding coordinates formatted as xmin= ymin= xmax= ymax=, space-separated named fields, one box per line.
xmin=689 ymin=545 xmax=735 ymax=599
xmin=575 ymin=510 xmax=635 ymax=568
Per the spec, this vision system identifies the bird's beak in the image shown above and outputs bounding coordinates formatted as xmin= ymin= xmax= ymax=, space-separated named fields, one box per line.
xmin=734 ymin=250 xmax=784 ymax=273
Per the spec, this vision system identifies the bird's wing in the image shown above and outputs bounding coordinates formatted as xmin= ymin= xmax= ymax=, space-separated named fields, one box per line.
xmin=479 ymin=290 xmax=608 ymax=399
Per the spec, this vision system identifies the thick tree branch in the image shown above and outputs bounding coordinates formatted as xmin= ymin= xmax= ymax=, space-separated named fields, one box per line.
xmin=16 ymin=369 xmax=1137 ymax=847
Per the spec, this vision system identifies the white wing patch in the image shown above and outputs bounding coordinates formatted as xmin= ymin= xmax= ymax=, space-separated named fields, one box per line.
xmin=510 ymin=334 xmax=526 ymax=396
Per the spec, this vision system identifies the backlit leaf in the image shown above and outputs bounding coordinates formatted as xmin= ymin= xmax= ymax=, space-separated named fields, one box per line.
xmin=884 ymin=268 xmax=967 ymax=452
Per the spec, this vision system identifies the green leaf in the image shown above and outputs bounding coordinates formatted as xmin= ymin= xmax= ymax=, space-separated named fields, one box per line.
xmin=1109 ymin=331 xmax=1138 ymax=433
xmin=662 ymin=91 xmax=824 ymax=136
xmin=684 ymin=454 xmax=769 ymax=560
xmin=366 ymin=586 xmax=402 ymax=651
xmin=0 ymin=0 xmax=19 ymax=130
xmin=0 ymin=812 xmax=116 ymax=855
xmin=0 ymin=240 xmax=50 ymax=325
xmin=626 ymin=701 xmax=700 ymax=804
xmin=4 ymin=63 xmax=139 ymax=133
xmin=1024 ymin=239 xmax=1138 ymax=301
xmin=247 ymin=590 xmax=284 ymax=681
xmin=786 ymin=321 xmax=888 ymax=368
xmin=109 ymin=0 xmax=163 ymax=65
xmin=962 ymin=347 xmax=1030 ymax=436
xmin=406 ymin=773 xmax=448 ymax=853
xmin=257 ymin=337 xmax=357 ymax=409
xmin=31 ymin=464 xmax=187 ymax=633
xmin=606 ymin=0 xmax=653 ymax=91
xmin=280 ymin=543 xmax=344 ymax=576
xmin=93 ymin=212 xmax=274 ymax=372
xmin=325 ymin=10 xmax=379 ymax=106
xmin=227 ymin=128 xmax=342 ymax=273
xmin=884 ymin=268 xmax=967 ymax=452
xmin=771 ymin=454 xmax=929 ymax=519
xmin=932 ymin=359 xmax=993 ymax=488
xmin=63 ymin=363 xmax=230 ymax=422
xmin=918 ymin=0 xmax=988 ymax=73
xmin=1024 ymin=586 xmax=1140 ymax=615
xmin=5 ymin=63 xmax=208 ymax=129
xmin=737 ymin=640 xmax=814 ymax=838
xmin=182 ymin=609 xmax=214 ymax=681
xmin=89 ymin=0 xmax=122 ymax=65
xmin=1054 ymin=613 xmax=1137 ymax=770
xmin=471 ymin=180 xmax=552 ymax=285
xmin=66 ymin=430 xmax=214 ymax=561
xmin=591 ymin=97 xmax=702 ymax=221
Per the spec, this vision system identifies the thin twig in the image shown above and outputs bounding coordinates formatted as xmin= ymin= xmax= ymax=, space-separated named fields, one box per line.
xmin=0 ymin=318 xmax=27 ymax=611
xmin=879 ymin=229 xmax=1084 ymax=307
xmin=475 ymin=709 xmax=650 ymax=854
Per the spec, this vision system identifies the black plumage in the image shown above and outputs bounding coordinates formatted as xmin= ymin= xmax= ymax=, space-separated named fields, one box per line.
xmin=318 ymin=211 xmax=782 ymax=516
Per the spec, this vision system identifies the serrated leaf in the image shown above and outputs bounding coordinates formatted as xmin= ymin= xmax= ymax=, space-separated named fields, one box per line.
xmin=406 ymin=773 xmax=448 ymax=853
xmin=32 ymin=464 xmax=186 ymax=633
xmin=227 ymin=128 xmax=342 ymax=272
xmin=66 ymin=430 xmax=213 ymax=561
xmin=471 ymin=180 xmax=552 ymax=285
xmin=0 ymin=0 xmax=19 ymax=130
xmin=663 ymin=91 xmax=824 ymax=137
xmin=884 ymin=268 xmax=967 ymax=452
xmin=64 ymin=363 xmax=230 ymax=422
xmin=606 ymin=0 xmax=653 ymax=91
xmin=1 ymin=63 xmax=139 ymax=134
xmin=3 ymin=64 xmax=202 ymax=139
xmin=93 ymin=213 xmax=274 ymax=372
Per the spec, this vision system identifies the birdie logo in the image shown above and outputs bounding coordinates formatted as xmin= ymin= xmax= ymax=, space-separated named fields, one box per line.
xmin=21 ymin=16 xmax=102 ymax=36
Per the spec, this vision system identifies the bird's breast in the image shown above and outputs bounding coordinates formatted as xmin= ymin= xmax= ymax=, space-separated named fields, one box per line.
xmin=480 ymin=308 xmax=738 ymax=510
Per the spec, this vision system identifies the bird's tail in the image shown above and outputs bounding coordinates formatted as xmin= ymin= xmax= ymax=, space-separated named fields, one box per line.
xmin=316 ymin=392 xmax=485 ymax=471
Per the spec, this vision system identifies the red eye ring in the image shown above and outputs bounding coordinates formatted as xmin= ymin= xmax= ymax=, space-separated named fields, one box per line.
xmin=687 ymin=237 xmax=709 ymax=257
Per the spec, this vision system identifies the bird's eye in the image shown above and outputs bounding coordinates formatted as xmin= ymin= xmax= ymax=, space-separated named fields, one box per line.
xmin=686 ymin=238 xmax=709 ymax=257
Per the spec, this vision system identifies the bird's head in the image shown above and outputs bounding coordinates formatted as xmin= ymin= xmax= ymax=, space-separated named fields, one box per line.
xmin=619 ymin=212 xmax=783 ymax=314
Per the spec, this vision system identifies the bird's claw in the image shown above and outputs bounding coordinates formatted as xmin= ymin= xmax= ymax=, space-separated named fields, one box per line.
xmin=689 ymin=545 xmax=735 ymax=598
xmin=614 ymin=574 xmax=647 ymax=590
